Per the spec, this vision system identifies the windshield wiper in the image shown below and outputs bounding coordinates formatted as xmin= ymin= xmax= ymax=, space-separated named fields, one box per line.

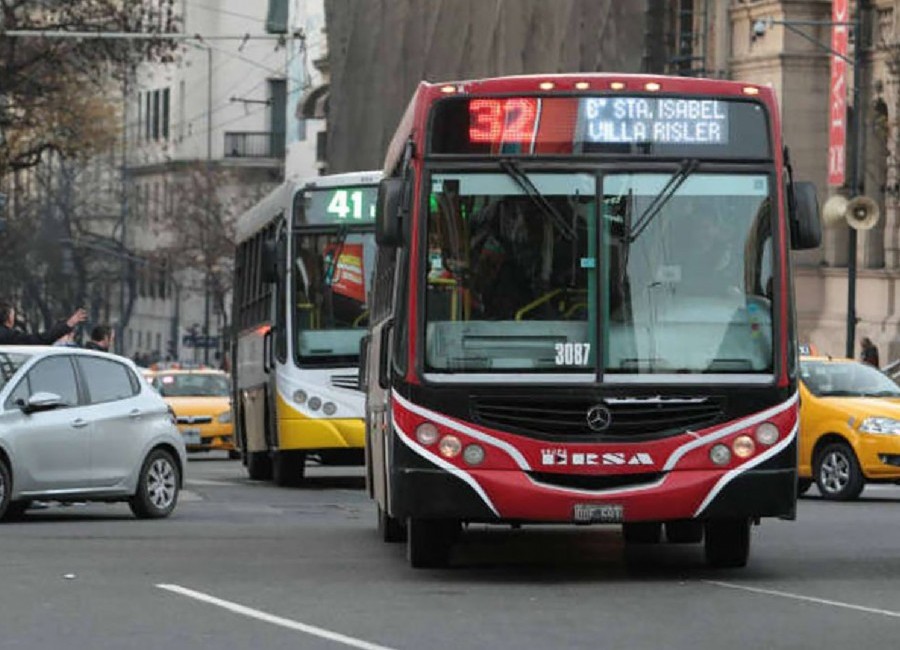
xmin=323 ymin=224 xmax=349 ymax=289
xmin=498 ymin=159 xmax=576 ymax=240
xmin=628 ymin=158 xmax=699 ymax=242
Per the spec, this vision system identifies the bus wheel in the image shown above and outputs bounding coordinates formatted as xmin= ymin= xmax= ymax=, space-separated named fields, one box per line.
xmin=622 ymin=522 xmax=662 ymax=544
xmin=704 ymin=518 xmax=751 ymax=568
xmin=246 ymin=451 xmax=273 ymax=481
xmin=665 ymin=520 xmax=703 ymax=544
xmin=815 ymin=442 xmax=864 ymax=501
xmin=407 ymin=518 xmax=458 ymax=568
xmin=797 ymin=478 xmax=813 ymax=496
xmin=378 ymin=506 xmax=406 ymax=543
xmin=273 ymin=451 xmax=306 ymax=487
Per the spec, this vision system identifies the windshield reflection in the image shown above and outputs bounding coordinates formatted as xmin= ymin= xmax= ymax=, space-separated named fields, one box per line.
xmin=801 ymin=360 xmax=900 ymax=397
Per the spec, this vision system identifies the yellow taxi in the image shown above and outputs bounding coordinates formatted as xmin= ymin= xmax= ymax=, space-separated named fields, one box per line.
xmin=151 ymin=368 xmax=237 ymax=458
xmin=799 ymin=355 xmax=900 ymax=500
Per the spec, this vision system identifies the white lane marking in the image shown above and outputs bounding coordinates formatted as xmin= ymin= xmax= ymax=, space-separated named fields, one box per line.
xmin=178 ymin=490 xmax=203 ymax=503
xmin=704 ymin=580 xmax=900 ymax=620
xmin=156 ymin=584 xmax=398 ymax=650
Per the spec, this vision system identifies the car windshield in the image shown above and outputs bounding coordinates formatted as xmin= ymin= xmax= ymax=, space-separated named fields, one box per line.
xmin=801 ymin=360 xmax=900 ymax=397
xmin=156 ymin=373 xmax=230 ymax=397
xmin=423 ymin=171 xmax=773 ymax=378
xmin=0 ymin=352 xmax=31 ymax=393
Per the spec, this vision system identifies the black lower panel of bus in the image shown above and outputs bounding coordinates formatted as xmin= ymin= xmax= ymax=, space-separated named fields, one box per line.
xmin=700 ymin=468 xmax=797 ymax=520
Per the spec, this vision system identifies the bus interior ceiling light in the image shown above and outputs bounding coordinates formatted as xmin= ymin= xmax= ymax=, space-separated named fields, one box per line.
xmin=439 ymin=435 xmax=462 ymax=459
xmin=732 ymin=435 xmax=756 ymax=459
xmin=415 ymin=422 xmax=440 ymax=446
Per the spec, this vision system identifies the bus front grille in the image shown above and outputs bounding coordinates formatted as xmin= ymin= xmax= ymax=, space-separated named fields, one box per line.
xmin=470 ymin=395 xmax=724 ymax=441
xmin=330 ymin=373 xmax=361 ymax=391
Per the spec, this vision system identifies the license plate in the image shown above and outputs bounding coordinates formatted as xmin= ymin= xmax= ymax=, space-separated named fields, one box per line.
xmin=573 ymin=503 xmax=624 ymax=524
xmin=181 ymin=428 xmax=201 ymax=445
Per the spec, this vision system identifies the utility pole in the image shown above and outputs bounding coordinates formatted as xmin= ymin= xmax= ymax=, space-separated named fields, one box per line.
xmin=203 ymin=46 xmax=213 ymax=366
xmin=118 ymin=65 xmax=130 ymax=356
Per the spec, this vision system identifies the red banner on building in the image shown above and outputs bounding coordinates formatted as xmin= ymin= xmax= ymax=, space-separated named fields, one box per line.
xmin=828 ymin=0 xmax=849 ymax=186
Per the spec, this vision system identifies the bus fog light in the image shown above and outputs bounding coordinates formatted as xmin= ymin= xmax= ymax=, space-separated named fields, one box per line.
xmin=732 ymin=435 xmax=755 ymax=458
xmin=463 ymin=444 xmax=485 ymax=466
xmin=322 ymin=402 xmax=337 ymax=416
xmin=308 ymin=396 xmax=322 ymax=411
xmin=710 ymin=444 xmax=731 ymax=466
xmin=439 ymin=435 xmax=462 ymax=458
xmin=415 ymin=423 xmax=439 ymax=446
xmin=293 ymin=390 xmax=308 ymax=404
xmin=755 ymin=422 xmax=779 ymax=446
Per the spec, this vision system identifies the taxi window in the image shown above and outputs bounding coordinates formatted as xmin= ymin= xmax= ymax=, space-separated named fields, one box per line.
xmin=156 ymin=373 xmax=230 ymax=397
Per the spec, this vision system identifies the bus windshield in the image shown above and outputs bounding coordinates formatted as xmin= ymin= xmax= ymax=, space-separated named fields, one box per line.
xmin=424 ymin=170 xmax=773 ymax=377
xmin=293 ymin=230 xmax=375 ymax=365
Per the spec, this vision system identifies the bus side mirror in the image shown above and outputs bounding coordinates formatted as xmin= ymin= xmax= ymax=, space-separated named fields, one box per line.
xmin=790 ymin=181 xmax=822 ymax=250
xmin=376 ymin=178 xmax=403 ymax=247
xmin=378 ymin=319 xmax=394 ymax=390
xmin=261 ymin=237 xmax=278 ymax=283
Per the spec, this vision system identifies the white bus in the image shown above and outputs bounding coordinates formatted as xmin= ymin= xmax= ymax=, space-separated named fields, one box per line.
xmin=232 ymin=171 xmax=381 ymax=485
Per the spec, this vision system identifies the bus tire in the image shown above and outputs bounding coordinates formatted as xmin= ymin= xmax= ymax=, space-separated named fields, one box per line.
xmin=378 ymin=505 xmax=406 ymax=543
xmin=273 ymin=451 xmax=306 ymax=487
xmin=704 ymin=518 xmax=751 ymax=568
xmin=665 ymin=520 xmax=703 ymax=544
xmin=622 ymin=522 xmax=662 ymax=544
xmin=815 ymin=442 xmax=864 ymax=501
xmin=407 ymin=518 xmax=457 ymax=568
xmin=247 ymin=451 xmax=273 ymax=481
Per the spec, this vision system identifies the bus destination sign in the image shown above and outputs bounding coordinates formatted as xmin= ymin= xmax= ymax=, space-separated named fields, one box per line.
xmin=581 ymin=97 xmax=728 ymax=145
xmin=300 ymin=185 xmax=378 ymax=225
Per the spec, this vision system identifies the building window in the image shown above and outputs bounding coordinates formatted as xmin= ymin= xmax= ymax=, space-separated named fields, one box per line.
xmin=266 ymin=0 xmax=288 ymax=34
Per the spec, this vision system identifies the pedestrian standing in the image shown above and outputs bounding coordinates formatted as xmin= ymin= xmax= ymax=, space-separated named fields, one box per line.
xmin=861 ymin=337 xmax=880 ymax=368
xmin=0 ymin=301 xmax=87 ymax=345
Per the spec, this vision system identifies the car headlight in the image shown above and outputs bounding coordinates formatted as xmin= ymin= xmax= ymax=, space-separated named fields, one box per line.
xmin=217 ymin=410 xmax=232 ymax=424
xmin=859 ymin=416 xmax=900 ymax=434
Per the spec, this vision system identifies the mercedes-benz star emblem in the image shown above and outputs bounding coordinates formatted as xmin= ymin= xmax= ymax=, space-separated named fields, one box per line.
xmin=586 ymin=404 xmax=612 ymax=432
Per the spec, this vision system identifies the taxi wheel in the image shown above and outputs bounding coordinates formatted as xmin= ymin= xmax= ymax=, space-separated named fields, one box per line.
xmin=815 ymin=442 xmax=864 ymax=501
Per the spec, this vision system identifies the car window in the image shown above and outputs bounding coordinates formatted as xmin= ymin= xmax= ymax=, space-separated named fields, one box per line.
xmin=17 ymin=356 xmax=79 ymax=407
xmin=77 ymin=357 xmax=140 ymax=404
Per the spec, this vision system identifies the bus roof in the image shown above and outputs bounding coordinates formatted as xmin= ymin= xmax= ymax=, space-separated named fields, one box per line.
xmin=235 ymin=171 xmax=382 ymax=244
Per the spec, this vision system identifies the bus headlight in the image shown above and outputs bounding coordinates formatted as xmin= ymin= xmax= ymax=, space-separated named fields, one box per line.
xmin=415 ymin=422 xmax=439 ymax=446
xmin=732 ymin=435 xmax=755 ymax=458
xmin=217 ymin=411 xmax=232 ymax=424
xmin=710 ymin=444 xmax=731 ymax=466
xmin=755 ymin=422 xmax=779 ymax=446
xmin=439 ymin=435 xmax=462 ymax=458
xmin=293 ymin=390 xmax=308 ymax=404
xmin=463 ymin=444 xmax=485 ymax=466
xmin=322 ymin=402 xmax=337 ymax=416
xmin=308 ymin=396 xmax=322 ymax=411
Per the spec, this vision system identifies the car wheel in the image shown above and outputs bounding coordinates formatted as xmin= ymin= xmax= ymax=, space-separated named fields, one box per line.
xmin=704 ymin=518 xmax=751 ymax=568
xmin=0 ymin=460 xmax=11 ymax=522
xmin=407 ymin=518 xmax=458 ymax=568
xmin=272 ymin=451 xmax=306 ymax=487
xmin=622 ymin=522 xmax=662 ymax=544
xmin=129 ymin=449 xmax=180 ymax=519
xmin=246 ymin=451 xmax=273 ymax=481
xmin=797 ymin=478 xmax=813 ymax=496
xmin=378 ymin=505 xmax=406 ymax=543
xmin=815 ymin=442 xmax=864 ymax=501
xmin=3 ymin=501 xmax=30 ymax=521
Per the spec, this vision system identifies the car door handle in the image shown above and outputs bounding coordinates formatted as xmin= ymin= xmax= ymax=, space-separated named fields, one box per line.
xmin=128 ymin=409 xmax=142 ymax=419
xmin=71 ymin=418 xmax=89 ymax=429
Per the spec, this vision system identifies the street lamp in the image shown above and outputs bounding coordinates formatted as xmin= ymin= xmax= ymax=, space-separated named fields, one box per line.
xmin=752 ymin=2 xmax=868 ymax=358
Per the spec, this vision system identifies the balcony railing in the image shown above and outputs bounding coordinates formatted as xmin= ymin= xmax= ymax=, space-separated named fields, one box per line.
xmin=224 ymin=131 xmax=285 ymax=159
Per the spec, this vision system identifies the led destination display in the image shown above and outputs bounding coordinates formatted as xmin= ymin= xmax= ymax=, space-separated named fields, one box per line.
xmin=581 ymin=97 xmax=729 ymax=145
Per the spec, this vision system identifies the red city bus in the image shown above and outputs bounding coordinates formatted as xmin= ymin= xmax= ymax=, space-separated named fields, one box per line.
xmin=364 ymin=74 xmax=821 ymax=569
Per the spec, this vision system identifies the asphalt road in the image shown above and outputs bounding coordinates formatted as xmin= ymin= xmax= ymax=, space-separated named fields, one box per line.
xmin=3 ymin=453 xmax=900 ymax=650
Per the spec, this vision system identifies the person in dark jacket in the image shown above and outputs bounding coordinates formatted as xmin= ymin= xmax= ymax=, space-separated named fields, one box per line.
xmin=0 ymin=301 xmax=87 ymax=345
xmin=84 ymin=324 xmax=114 ymax=352
xmin=861 ymin=337 xmax=880 ymax=368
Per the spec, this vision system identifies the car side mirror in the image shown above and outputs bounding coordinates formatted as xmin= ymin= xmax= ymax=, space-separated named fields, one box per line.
xmin=19 ymin=392 xmax=64 ymax=414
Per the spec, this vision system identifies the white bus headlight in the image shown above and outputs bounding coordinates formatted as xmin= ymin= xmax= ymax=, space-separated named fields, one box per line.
xmin=709 ymin=444 xmax=731 ymax=466
xmin=415 ymin=422 xmax=439 ymax=446
xmin=754 ymin=422 xmax=779 ymax=446
xmin=463 ymin=444 xmax=485 ymax=466
xmin=308 ymin=396 xmax=322 ymax=411
xmin=438 ymin=435 xmax=462 ymax=458
xmin=859 ymin=417 xmax=900 ymax=434
xmin=322 ymin=402 xmax=337 ymax=416
xmin=293 ymin=390 xmax=308 ymax=404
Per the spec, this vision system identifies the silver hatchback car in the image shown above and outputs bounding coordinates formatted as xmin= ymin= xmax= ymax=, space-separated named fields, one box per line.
xmin=0 ymin=346 xmax=187 ymax=521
